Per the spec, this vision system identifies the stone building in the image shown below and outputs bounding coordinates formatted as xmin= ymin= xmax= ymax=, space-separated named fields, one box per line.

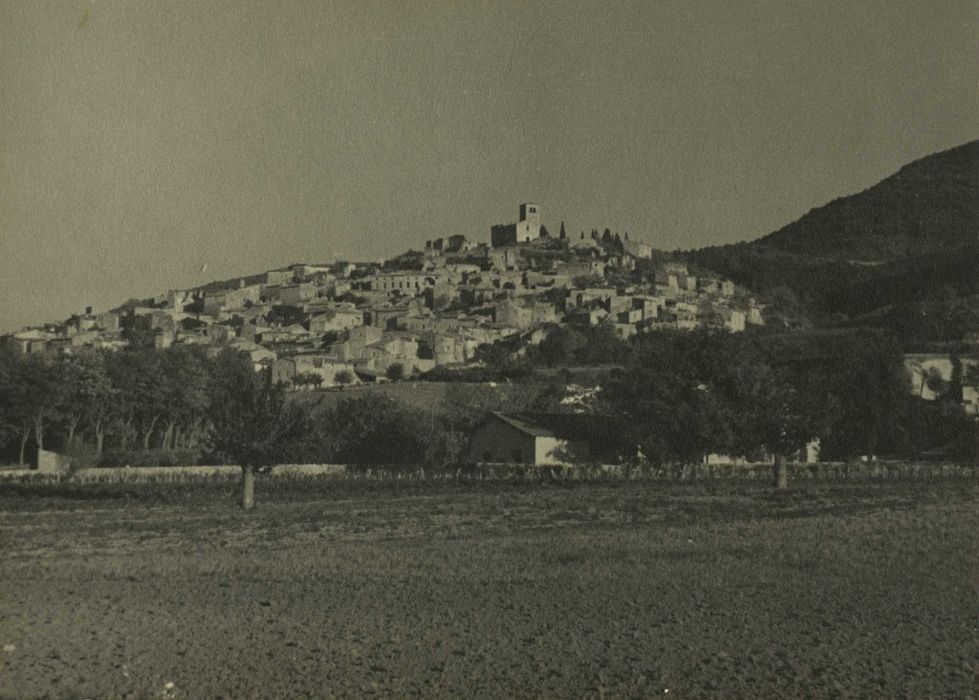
xmin=466 ymin=412 xmax=625 ymax=465
xmin=491 ymin=203 xmax=541 ymax=247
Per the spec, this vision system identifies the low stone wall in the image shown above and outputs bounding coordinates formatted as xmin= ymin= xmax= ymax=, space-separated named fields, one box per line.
xmin=0 ymin=461 xmax=973 ymax=484
xmin=73 ymin=465 xmax=240 ymax=481
xmin=545 ymin=461 xmax=977 ymax=481
xmin=0 ymin=464 xmax=347 ymax=483
xmin=339 ymin=460 xmax=978 ymax=482
xmin=68 ymin=464 xmax=347 ymax=482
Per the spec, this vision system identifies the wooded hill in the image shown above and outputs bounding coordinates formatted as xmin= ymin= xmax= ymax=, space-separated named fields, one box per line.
xmin=683 ymin=140 xmax=979 ymax=343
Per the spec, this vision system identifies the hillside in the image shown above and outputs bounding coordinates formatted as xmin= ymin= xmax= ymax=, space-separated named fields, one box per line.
xmin=683 ymin=140 xmax=979 ymax=342
xmin=757 ymin=140 xmax=978 ymax=262
xmin=289 ymin=381 xmax=544 ymax=417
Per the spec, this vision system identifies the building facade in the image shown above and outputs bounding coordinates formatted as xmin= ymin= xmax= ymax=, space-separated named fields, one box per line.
xmin=491 ymin=203 xmax=541 ymax=247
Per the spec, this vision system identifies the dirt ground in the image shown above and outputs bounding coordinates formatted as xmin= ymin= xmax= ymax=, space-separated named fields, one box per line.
xmin=0 ymin=479 xmax=975 ymax=699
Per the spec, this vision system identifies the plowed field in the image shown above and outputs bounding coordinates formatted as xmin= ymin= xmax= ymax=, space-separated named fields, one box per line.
xmin=0 ymin=479 xmax=975 ymax=698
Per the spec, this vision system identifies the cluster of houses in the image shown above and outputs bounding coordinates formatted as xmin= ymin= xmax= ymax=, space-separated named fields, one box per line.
xmin=3 ymin=203 xmax=769 ymax=387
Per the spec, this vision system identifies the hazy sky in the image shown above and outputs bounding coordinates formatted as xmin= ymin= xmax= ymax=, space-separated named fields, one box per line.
xmin=1 ymin=1 xmax=976 ymax=332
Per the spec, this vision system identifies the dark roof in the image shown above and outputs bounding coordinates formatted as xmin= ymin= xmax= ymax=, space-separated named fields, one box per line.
xmin=491 ymin=412 xmax=621 ymax=443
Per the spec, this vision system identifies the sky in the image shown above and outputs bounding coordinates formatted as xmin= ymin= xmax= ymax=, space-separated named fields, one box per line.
xmin=1 ymin=0 xmax=976 ymax=332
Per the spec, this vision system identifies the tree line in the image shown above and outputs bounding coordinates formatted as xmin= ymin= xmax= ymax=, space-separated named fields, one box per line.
xmin=474 ymin=325 xmax=976 ymax=466
xmin=683 ymin=243 xmax=979 ymax=342
xmin=0 ymin=345 xmax=216 ymax=465
xmin=2 ymin=327 xmax=973 ymax=478
xmin=0 ymin=345 xmax=510 ymax=475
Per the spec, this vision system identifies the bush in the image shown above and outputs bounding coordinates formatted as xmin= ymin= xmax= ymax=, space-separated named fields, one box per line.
xmin=308 ymin=395 xmax=427 ymax=464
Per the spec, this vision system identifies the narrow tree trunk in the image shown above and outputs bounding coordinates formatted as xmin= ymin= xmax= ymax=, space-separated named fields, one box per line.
xmin=773 ymin=453 xmax=788 ymax=490
xmin=124 ymin=415 xmax=135 ymax=450
xmin=142 ymin=415 xmax=160 ymax=450
xmin=19 ymin=429 xmax=29 ymax=466
xmin=33 ymin=418 xmax=44 ymax=451
xmin=241 ymin=465 xmax=255 ymax=510
xmin=66 ymin=418 xmax=80 ymax=448
xmin=95 ymin=430 xmax=105 ymax=455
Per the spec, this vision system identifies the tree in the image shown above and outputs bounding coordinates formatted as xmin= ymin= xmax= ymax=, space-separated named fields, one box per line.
xmin=334 ymin=370 xmax=353 ymax=388
xmin=10 ymin=355 xmax=64 ymax=458
xmin=85 ymin=363 xmax=118 ymax=455
xmin=605 ymin=365 xmax=734 ymax=465
xmin=723 ymin=362 xmax=832 ymax=489
xmin=314 ymin=396 xmax=425 ymax=465
xmin=106 ymin=349 xmax=167 ymax=450
xmin=385 ymin=363 xmax=405 ymax=382
xmin=782 ymin=331 xmax=909 ymax=461
xmin=946 ymin=353 xmax=964 ymax=403
xmin=291 ymin=372 xmax=309 ymax=391
xmin=571 ymin=274 xmax=604 ymax=288
xmin=559 ymin=221 xmax=567 ymax=240
xmin=577 ymin=321 xmax=631 ymax=365
xmin=60 ymin=352 xmax=115 ymax=451
xmin=474 ymin=340 xmax=514 ymax=368
xmin=208 ymin=349 xmax=309 ymax=509
xmin=923 ymin=367 xmax=948 ymax=397
xmin=159 ymin=346 xmax=210 ymax=449
xmin=0 ymin=348 xmax=29 ymax=463
xmin=604 ymin=329 xmax=834 ymax=484
xmin=267 ymin=304 xmax=305 ymax=327
xmin=534 ymin=326 xmax=586 ymax=367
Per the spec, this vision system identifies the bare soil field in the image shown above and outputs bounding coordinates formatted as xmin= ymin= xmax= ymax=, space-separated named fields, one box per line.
xmin=0 ymin=479 xmax=975 ymax=699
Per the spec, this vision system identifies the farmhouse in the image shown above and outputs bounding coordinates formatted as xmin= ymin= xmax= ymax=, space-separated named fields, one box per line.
xmin=466 ymin=412 xmax=624 ymax=465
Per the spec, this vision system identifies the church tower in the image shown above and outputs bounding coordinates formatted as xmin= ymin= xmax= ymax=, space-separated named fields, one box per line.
xmin=516 ymin=203 xmax=541 ymax=242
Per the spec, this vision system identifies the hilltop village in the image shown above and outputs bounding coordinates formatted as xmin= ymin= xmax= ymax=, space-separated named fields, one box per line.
xmin=2 ymin=203 xmax=768 ymax=386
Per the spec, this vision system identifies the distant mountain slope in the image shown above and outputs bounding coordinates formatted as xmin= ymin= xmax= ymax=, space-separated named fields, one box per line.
xmin=683 ymin=140 xmax=979 ymax=342
xmin=757 ymin=140 xmax=978 ymax=261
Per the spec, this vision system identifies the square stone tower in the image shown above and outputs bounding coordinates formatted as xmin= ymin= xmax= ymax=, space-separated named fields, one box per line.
xmin=516 ymin=203 xmax=540 ymax=242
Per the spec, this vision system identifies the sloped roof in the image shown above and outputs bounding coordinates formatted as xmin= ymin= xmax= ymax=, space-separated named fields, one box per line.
xmin=491 ymin=412 xmax=620 ymax=443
